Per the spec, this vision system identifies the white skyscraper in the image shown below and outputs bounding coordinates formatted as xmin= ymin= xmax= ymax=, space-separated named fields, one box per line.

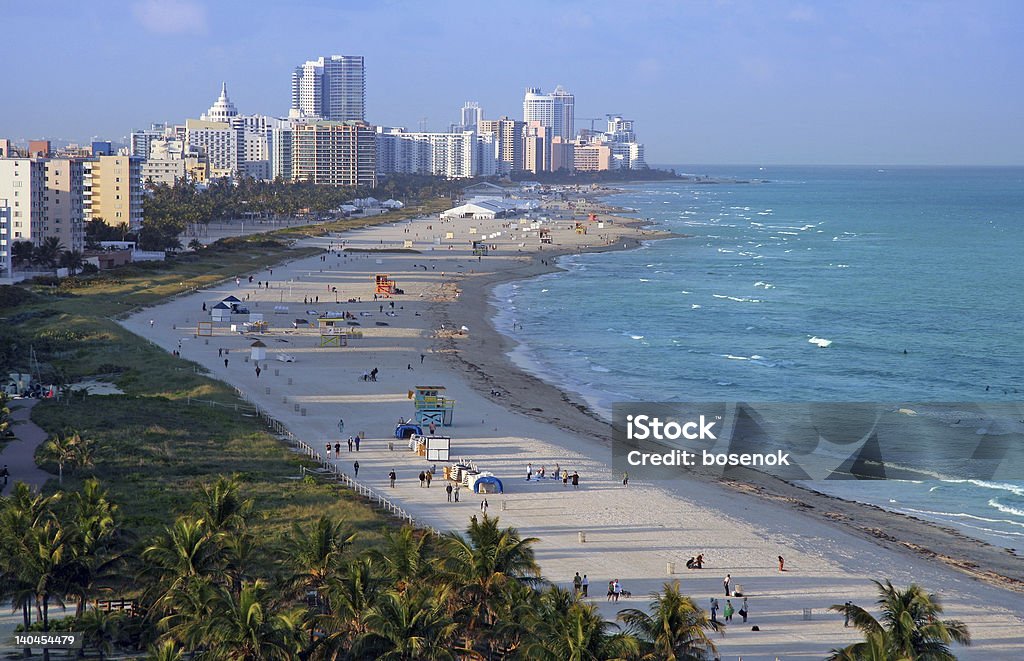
xmin=460 ymin=102 xmax=482 ymax=130
xmin=523 ymin=85 xmax=574 ymax=141
xmin=290 ymin=55 xmax=365 ymax=121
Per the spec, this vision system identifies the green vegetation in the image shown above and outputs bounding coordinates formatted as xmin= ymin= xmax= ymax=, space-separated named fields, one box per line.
xmin=829 ymin=580 xmax=971 ymax=660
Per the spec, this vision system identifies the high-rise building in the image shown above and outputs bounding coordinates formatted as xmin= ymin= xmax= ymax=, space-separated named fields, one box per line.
xmin=44 ymin=158 xmax=85 ymax=252
xmin=523 ymin=86 xmax=574 ymax=141
xmin=573 ymin=144 xmax=612 ymax=171
xmin=0 ymin=159 xmax=45 ymax=244
xmin=290 ymin=56 xmax=365 ymax=122
xmin=522 ymin=121 xmax=551 ymax=174
xmin=478 ymin=117 xmax=524 ymax=174
xmin=460 ymin=102 xmax=482 ymax=130
xmin=0 ymin=157 xmax=86 ymax=256
xmin=290 ymin=121 xmax=376 ymax=188
xmin=131 ymin=123 xmax=175 ymax=160
xmin=375 ymin=128 xmax=494 ymax=179
xmin=201 ymin=82 xmax=239 ymax=123
xmin=83 ymin=155 xmax=143 ymax=228
xmin=185 ymin=119 xmax=238 ymax=178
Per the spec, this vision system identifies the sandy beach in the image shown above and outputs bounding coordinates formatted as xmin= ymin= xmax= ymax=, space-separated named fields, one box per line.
xmin=120 ymin=208 xmax=1024 ymax=659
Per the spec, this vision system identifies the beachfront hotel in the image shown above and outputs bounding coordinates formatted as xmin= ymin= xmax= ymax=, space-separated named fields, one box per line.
xmin=290 ymin=55 xmax=366 ymax=122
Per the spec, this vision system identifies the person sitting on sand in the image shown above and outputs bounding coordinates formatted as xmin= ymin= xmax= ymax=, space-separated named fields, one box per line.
xmin=686 ymin=557 xmax=696 ymax=570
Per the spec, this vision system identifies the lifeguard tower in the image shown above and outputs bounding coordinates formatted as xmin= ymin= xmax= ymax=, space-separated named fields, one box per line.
xmin=574 ymin=222 xmax=587 ymax=235
xmin=472 ymin=240 xmax=488 ymax=256
xmin=375 ymin=274 xmax=396 ymax=297
xmin=539 ymin=228 xmax=553 ymax=244
xmin=408 ymin=385 xmax=455 ymax=427
xmin=317 ymin=316 xmax=348 ymax=347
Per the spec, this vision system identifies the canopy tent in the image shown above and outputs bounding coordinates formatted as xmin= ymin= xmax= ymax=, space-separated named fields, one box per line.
xmin=470 ymin=474 xmax=503 ymax=494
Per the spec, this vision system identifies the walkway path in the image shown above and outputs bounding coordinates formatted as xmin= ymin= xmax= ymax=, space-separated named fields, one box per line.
xmin=0 ymin=399 xmax=53 ymax=496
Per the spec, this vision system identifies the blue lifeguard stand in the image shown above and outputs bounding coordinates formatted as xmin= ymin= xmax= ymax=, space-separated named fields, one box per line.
xmin=409 ymin=386 xmax=456 ymax=427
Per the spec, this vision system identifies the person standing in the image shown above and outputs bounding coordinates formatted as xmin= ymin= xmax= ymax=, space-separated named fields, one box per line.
xmin=844 ymin=601 xmax=852 ymax=627
xmin=334 ymin=442 xmax=341 ymax=455
xmin=454 ymin=484 xmax=460 ymax=502
xmin=778 ymin=555 xmax=785 ymax=572
xmin=420 ymin=353 xmax=425 ymax=364
xmin=353 ymin=461 xmax=359 ymax=478
xmin=1 ymin=464 xmax=8 ymax=486
xmin=724 ymin=574 xmax=731 ymax=596
xmin=347 ymin=437 xmax=354 ymax=452
xmin=571 ymin=472 xmax=579 ymax=488
xmin=418 ymin=471 xmax=426 ymax=488
xmin=446 ymin=483 xmax=453 ymax=502
xmin=612 ymin=579 xmax=622 ymax=602
xmin=573 ymin=572 xmax=582 ymax=595
xmin=527 ymin=462 xmax=533 ymax=481
xmin=224 ymin=358 xmax=229 ymax=368
xmin=325 ymin=443 xmax=332 ymax=459
xmin=389 ymin=470 xmax=397 ymax=488
xmin=724 ymin=599 xmax=734 ymax=622
xmin=607 ymin=580 xmax=615 ymax=602
xmin=740 ymin=597 xmax=748 ymax=623
xmin=710 ymin=598 xmax=719 ymax=624
xmin=255 ymin=365 xmax=261 ymax=379
xmin=354 ymin=435 xmax=360 ymax=451
xmin=425 ymin=471 xmax=432 ymax=488
xmin=562 ymin=470 xmax=569 ymax=487
xmin=622 ymin=471 xmax=629 ymax=486
xmin=581 ymin=574 xmax=589 ymax=597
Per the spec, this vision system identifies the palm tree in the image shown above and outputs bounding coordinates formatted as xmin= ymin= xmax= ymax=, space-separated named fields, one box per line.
xmin=22 ymin=518 xmax=74 ymax=661
xmin=34 ymin=237 xmax=66 ymax=268
xmin=11 ymin=241 xmax=35 ymax=269
xmin=78 ymin=608 xmax=124 ymax=660
xmin=518 ymin=586 xmax=638 ymax=661
xmin=140 ymin=515 xmax=223 ymax=616
xmin=191 ymin=476 xmax=253 ymax=534
xmin=39 ymin=431 xmax=94 ymax=485
xmin=196 ymin=579 xmax=304 ymax=660
xmin=312 ymin=556 xmax=385 ymax=658
xmin=829 ymin=580 xmax=970 ymax=660
xmin=278 ymin=515 xmax=355 ymax=603
xmin=0 ymin=392 xmax=15 ymax=438
xmin=440 ymin=515 xmax=541 ymax=633
xmin=617 ymin=580 xmax=720 ymax=660
xmin=367 ymin=525 xmax=432 ymax=591
xmin=145 ymin=639 xmax=184 ymax=661
xmin=66 ymin=479 xmax=123 ymax=616
xmin=351 ymin=585 xmax=459 ymax=660
xmin=59 ymin=249 xmax=85 ymax=275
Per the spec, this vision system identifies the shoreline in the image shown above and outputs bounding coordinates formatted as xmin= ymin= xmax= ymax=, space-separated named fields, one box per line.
xmin=444 ymin=213 xmax=1024 ymax=592
xmin=117 ymin=210 xmax=1024 ymax=656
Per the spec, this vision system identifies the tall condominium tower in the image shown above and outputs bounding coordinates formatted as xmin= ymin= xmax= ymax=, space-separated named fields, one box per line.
xmin=290 ymin=55 xmax=365 ymax=121
xmin=523 ymin=85 xmax=574 ymax=141
xmin=460 ymin=102 xmax=482 ymax=130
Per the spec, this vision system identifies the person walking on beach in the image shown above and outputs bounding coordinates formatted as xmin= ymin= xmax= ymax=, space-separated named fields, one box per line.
xmin=334 ymin=442 xmax=341 ymax=455
xmin=354 ymin=435 xmax=360 ymax=451
xmin=224 ymin=358 xmax=229 ymax=368
xmin=740 ymin=597 xmax=748 ymax=623
xmin=353 ymin=461 xmax=359 ymax=478
xmin=573 ymin=572 xmax=582 ymax=595
xmin=446 ymin=483 xmax=453 ymax=502
xmin=724 ymin=574 xmax=731 ymax=596
xmin=710 ymin=598 xmax=719 ymax=624
xmin=581 ymin=574 xmax=589 ymax=597
xmin=843 ymin=601 xmax=852 ymax=627
xmin=778 ymin=555 xmax=785 ymax=571
xmin=571 ymin=472 xmax=579 ymax=488
xmin=347 ymin=437 xmax=353 ymax=452
xmin=622 ymin=471 xmax=629 ymax=486
xmin=419 ymin=471 xmax=426 ymax=488
xmin=612 ymin=579 xmax=622 ymax=602
xmin=425 ymin=471 xmax=432 ymax=488
xmin=389 ymin=470 xmax=397 ymax=488
xmin=420 ymin=353 xmax=425 ymax=364
xmin=149 ymin=319 xmax=154 ymax=328
xmin=724 ymin=599 xmax=734 ymax=622
xmin=454 ymin=484 xmax=460 ymax=502
xmin=607 ymin=580 xmax=615 ymax=602
xmin=527 ymin=462 xmax=533 ymax=481
xmin=554 ymin=463 xmax=560 ymax=479
xmin=255 ymin=365 xmax=261 ymax=379
xmin=562 ymin=470 xmax=569 ymax=487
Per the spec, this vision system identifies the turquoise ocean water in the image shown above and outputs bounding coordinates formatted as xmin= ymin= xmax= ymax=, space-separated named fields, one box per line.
xmin=492 ymin=166 xmax=1024 ymax=548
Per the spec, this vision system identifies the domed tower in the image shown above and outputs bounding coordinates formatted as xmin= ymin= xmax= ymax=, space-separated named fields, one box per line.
xmin=201 ymin=82 xmax=238 ymax=122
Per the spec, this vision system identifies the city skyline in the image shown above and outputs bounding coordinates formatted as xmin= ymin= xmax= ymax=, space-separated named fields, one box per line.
xmin=2 ymin=0 xmax=1022 ymax=165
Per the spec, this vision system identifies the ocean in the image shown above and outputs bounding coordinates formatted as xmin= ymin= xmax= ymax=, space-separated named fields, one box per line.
xmin=492 ymin=166 xmax=1024 ymax=548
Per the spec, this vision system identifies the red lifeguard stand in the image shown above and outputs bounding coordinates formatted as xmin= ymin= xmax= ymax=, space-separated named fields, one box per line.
xmin=375 ymin=274 xmax=396 ymax=297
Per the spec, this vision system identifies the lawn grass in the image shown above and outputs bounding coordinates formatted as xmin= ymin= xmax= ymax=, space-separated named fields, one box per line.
xmin=5 ymin=203 xmax=447 ymax=556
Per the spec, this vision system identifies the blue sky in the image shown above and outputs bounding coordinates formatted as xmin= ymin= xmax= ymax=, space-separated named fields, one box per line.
xmin=2 ymin=0 xmax=1021 ymax=165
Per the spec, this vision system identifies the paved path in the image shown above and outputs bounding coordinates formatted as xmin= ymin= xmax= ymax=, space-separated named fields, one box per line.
xmin=0 ymin=399 xmax=53 ymax=496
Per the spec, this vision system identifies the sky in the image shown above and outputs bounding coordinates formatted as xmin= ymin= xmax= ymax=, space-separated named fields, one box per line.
xmin=2 ymin=0 xmax=1022 ymax=166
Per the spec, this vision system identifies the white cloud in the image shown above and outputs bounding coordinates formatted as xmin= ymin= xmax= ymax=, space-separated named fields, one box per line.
xmin=132 ymin=0 xmax=208 ymax=35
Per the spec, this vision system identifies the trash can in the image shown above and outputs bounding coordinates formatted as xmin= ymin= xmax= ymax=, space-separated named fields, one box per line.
xmin=501 ymin=500 xmax=507 ymax=511
xmin=802 ymin=608 xmax=813 ymax=620
xmin=667 ymin=561 xmax=675 ymax=575
xmin=578 ymin=531 xmax=586 ymax=543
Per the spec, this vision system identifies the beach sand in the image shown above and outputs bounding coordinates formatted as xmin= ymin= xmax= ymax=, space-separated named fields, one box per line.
xmin=121 ymin=210 xmax=1024 ymax=659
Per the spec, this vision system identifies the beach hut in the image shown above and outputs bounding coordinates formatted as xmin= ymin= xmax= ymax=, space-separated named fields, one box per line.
xmin=470 ymin=474 xmax=503 ymax=494
xmin=211 ymin=302 xmax=231 ymax=322
xmin=222 ymin=295 xmax=242 ymax=303
xmin=250 ymin=340 xmax=267 ymax=361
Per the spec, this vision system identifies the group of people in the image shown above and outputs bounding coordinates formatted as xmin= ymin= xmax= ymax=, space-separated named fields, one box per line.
xmin=525 ymin=462 xmax=580 ymax=488
xmin=709 ymin=596 xmax=749 ymax=624
xmin=572 ymin=572 xmax=591 ymax=596
xmin=325 ymin=436 xmax=361 ymax=456
xmin=685 ymin=554 xmax=705 ymax=569
xmin=361 ymin=368 xmax=379 ymax=382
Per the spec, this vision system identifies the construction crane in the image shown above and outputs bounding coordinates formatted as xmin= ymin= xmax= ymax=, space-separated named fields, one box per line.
xmin=576 ymin=117 xmax=605 ymax=132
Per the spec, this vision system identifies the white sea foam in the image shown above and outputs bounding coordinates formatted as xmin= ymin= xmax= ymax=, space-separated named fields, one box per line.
xmin=630 ymin=335 xmax=644 ymax=340
xmin=713 ymin=294 xmax=763 ymax=303
xmin=691 ymin=304 xmax=701 ymax=309
xmin=590 ymin=365 xmax=611 ymax=373
xmin=808 ymin=336 xmax=833 ymax=348
xmin=988 ymin=499 xmax=1024 ymax=518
